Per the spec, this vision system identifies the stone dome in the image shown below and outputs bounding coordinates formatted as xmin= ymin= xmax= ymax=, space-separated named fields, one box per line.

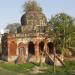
xmin=21 ymin=11 xmax=47 ymax=26
xmin=21 ymin=14 xmax=27 ymax=26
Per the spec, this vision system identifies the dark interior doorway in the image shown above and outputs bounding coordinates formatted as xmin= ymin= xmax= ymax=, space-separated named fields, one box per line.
xmin=39 ymin=41 xmax=44 ymax=52
xmin=47 ymin=42 xmax=54 ymax=54
xmin=28 ymin=41 xmax=35 ymax=55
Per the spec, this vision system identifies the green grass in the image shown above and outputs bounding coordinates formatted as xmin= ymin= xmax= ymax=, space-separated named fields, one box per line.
xmin=0 ymin=60 xmax=75 ymax=75
xmin=0 ymin=61 xmax=35 ymax=75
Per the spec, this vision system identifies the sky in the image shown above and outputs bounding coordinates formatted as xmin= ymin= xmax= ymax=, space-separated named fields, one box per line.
xmin=0 ymin=0 xmax=75 ymax=31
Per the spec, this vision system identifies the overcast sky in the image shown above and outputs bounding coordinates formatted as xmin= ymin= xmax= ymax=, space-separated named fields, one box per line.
xmin=0 ymin=0 xmax=75 ymax=31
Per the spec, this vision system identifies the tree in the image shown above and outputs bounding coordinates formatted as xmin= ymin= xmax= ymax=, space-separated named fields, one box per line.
xmin=49 ymin=13 xmax=75 ymax=53
xmin=23 ymin=0 xmax=42 ymax=12
xmin=5 ymin=23 xmax=21 ymax=33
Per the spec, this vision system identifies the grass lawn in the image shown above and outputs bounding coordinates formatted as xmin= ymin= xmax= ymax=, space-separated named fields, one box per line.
xmin=0 ymin=60 xmax=75 ymax=75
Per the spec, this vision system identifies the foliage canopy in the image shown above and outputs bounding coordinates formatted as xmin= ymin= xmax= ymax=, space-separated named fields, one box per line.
xmin=49 ymin=13 xmax=75 ymax=53
xmin=5 ymin=23 xmax=21 ymax=33
xmin=23 ymin=1 xmax=42 ymax=12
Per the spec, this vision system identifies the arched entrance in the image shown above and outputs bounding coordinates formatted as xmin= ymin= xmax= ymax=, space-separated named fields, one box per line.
xmin=39 ymin=41 xmax=44 ymax=52
xmin=47 ymin=42 xmax=54 ymax=54
xmin=28 ymin=41 xmax=35 ymax=55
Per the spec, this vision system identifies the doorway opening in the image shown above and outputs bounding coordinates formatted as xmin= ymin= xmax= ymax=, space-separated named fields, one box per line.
xmin=28 ymin=41 xmax=35 ymax=55
xmin=39 ymin=41 xmax=44 ymax=52
xmin=47 ymin=42 xmax=54 ymax=54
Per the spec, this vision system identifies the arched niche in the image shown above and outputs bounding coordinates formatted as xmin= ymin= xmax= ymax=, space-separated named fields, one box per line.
xmin=18 ymin=42 xmax=26 ymax=56
xmin=9 ymin=41 xmax=17 ymax=56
